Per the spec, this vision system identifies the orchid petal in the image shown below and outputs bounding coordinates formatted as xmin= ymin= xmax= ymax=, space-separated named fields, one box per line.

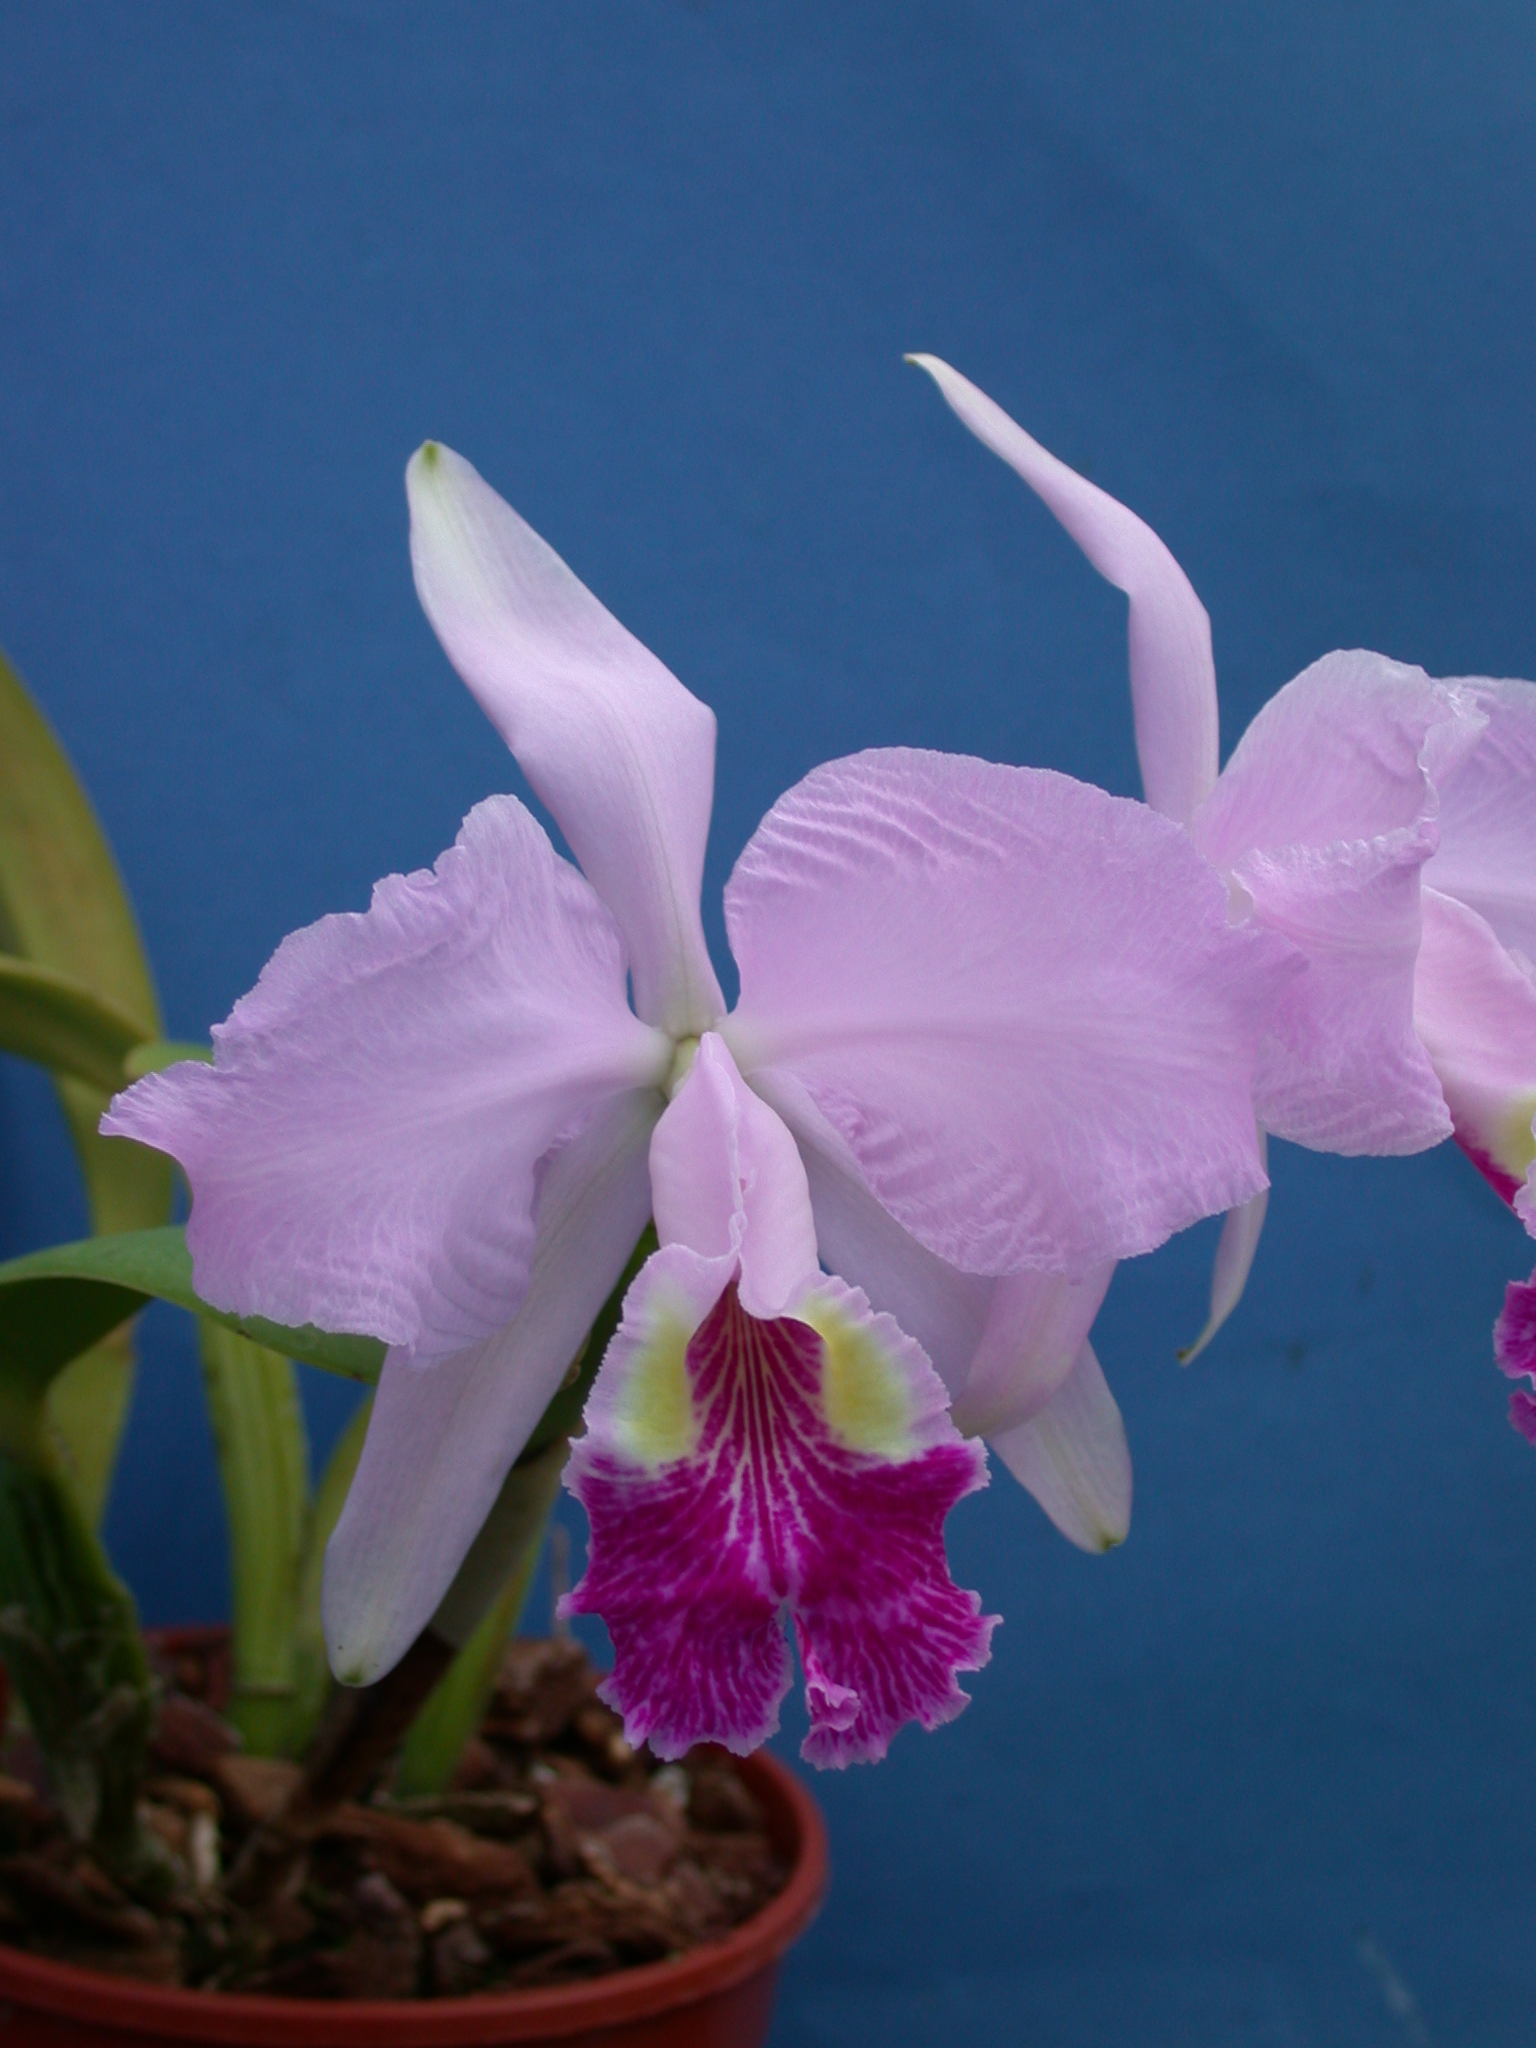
xmin=1235 ymin=830 xmax=1451 ymax=1154
xmin=407 ymin=443 xmax=724 ymax=1036
xmin=564 ymin=1253 xmax=995 ymax=1766
xmin=1428 ymin=677 xmax=1536 ymax=968
xmin=1414 ymin=887 xmax=1536 ymax=1222
xmin=787 ymin=1110 xmax=1113 ymax=1437
xmin=649 ymin=1034 xmax=818 ymax=1319
xmin=1190 ymin=651 xmax=1481 ymax=1155
xmin=757 ymin=1072 xmax=995 ymax=1394
xmin=907 ymin=355 xmax=1218 ymax=826
xmin=322 ymin=1086 xmax=657 ymax=1686
xmin=782 ymin=1107 xmax=1114 ymax=1440
xmin=988 ymin=1341 xmax=1132 ymax=1552
xmin=104 ymin=796 xmax=669 ymax=1359
xmin=724 ymin=748 xmax=1293 ymax=1276
xmin=1496 ymin=1270 xmax=1536 ymax=1445
xmin=1193 ymin=651 xmax=1480 ymax=864
xmin=1179 ymin=1131 xmax=1269 ymax=1363
xmin=948 ymin=1266 xmax=1115 ymax=1440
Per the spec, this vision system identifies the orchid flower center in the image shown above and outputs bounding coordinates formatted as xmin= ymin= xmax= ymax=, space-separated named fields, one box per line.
xmin=664 ymin=1034 xmax=700 ymax=1100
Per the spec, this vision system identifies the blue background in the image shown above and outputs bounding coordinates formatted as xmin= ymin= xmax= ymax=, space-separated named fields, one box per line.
xmin=2 ymin=5 xmax=1534 ymax=2041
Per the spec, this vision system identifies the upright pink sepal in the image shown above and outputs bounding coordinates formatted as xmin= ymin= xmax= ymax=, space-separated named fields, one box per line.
xmin=563 ymin=1255 xmax=996 ymax=1767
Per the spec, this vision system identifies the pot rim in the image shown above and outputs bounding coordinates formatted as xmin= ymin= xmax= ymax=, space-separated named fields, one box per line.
xmin=0 ymin=1749 xmax=828 ymax=2044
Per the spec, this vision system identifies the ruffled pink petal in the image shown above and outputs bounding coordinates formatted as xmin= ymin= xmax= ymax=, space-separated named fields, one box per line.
xmin=1192 ymin=650 xmax=1479 ymax=866
xmin=1234 ymin=828 xmax=1452 ymax=1153
xmin=723 ymin=748 xmax=1293 ymax=1277
xmin=1189 ymin=650 xmax=1482 ymax=1156
xmin=907 ymin=355 xmax=1219 ymax=827
xmin=1494 ymin=1269 xmax=1536 ymax=1445
xmin=407 ymin=443 xmax=724 ymax=1036
xmin=563 ymin=1254 xmax=995 ymax=1767
xmin=103 ymin=796 xmax=670 ymax=1358
xmin=1428 ymin=677 xmax=1536 ymax=968
xmin=648 ymin=1034 xmax=818 ymax=1319
xmin=1413 ymin=887 xmax=1536 ymax=1222
xmin=322 ymin=1088 xmax=657 ymax=1684
xmin=987 ymin=1341 xmax=1132 ymax=1551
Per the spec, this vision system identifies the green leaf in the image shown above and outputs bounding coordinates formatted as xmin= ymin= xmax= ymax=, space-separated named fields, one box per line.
xmin=286 ymin=1397 xmax=372 ymax=1757
xmin=0 ymin=648 xmax=175 ymax=1510
xmin=44 ymin=1330 xmax=137 ymax=1529
xmin=0 ymin=1228 xmax=385 ymax=1386
xmin=0 ymin=954 xmax=150 ymax=1095
xmin=197 ymin=1323 xmax=311 ymax=1757
xmin=0 ymin=651 xmax=160 ymax=1032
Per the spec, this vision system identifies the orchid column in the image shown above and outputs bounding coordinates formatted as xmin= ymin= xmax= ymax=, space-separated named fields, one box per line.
xmin=107 ymin=436 xmax=1297 ymax=1764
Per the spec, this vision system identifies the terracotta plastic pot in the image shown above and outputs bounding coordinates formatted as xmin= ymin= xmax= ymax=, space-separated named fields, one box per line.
xmin=0 ymin=1631 xmax=828 ymax=2046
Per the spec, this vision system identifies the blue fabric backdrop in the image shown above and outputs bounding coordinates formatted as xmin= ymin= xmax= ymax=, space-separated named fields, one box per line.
xmin=1 ymin=5 xmax=1532 ymax=2041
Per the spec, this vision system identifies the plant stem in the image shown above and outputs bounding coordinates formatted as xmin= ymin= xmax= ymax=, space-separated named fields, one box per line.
xmin=0 ymin=1444 xmax=154 ymax=1866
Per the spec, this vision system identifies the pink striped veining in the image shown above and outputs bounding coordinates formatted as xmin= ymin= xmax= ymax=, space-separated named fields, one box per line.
xmin=564 ymin=1279 xmax=996 ymax=1767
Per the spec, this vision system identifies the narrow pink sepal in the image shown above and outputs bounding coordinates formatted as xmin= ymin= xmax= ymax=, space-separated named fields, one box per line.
xmin=563 ymin=1254 xmax=996 ymax=1768
xmin=406 ymin=442 xmax=724 ymax=1036
xmin=907 ymin=355 xmax=1219 ymax=827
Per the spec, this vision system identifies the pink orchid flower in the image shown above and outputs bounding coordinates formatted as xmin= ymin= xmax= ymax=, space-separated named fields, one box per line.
xmin=104 ymin=440 xmax=1294 ymax=1764
xmin=913 ymin=356 xmax=1536 ymax=1390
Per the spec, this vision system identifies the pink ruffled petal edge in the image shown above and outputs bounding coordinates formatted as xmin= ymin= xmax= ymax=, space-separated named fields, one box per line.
xmin=1495 ymin=1269 xmax=1536 ymax=1446
xmin=104 ymin=795 xmax=668 ymax=1359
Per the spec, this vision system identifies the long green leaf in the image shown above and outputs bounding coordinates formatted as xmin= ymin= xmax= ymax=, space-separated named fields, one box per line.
xmin=0 ymin=954 xmax=150 ymax=1095
xmin=0 ymin=1229 xmax=384 ymax=1385
xmin=0 ymin=648 xmax=173 ymax=1510
xmin=44 ymin=1325 xmax=137 ymax=1528
xmin=198 ymin=1323 xmax=312 ymax=1757
xmin=0 ymin=652 xmax=160 ymax=1029
xmin=286 ymin=1397 xmax=372 ymax=1757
